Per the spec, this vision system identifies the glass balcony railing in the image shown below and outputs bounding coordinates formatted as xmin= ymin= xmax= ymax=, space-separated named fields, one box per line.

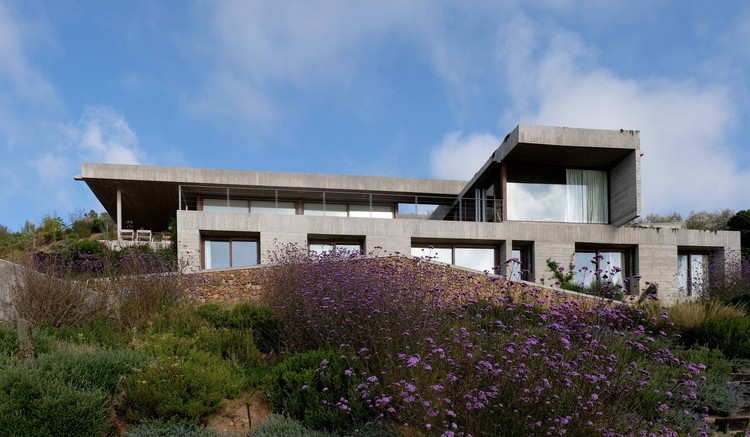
xmin=178 ymin=184 xmax=503 ymax=223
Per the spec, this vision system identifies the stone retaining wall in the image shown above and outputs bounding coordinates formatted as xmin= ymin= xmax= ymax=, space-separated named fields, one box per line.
xmin=182 ymin=266 xmax=271 ymax=305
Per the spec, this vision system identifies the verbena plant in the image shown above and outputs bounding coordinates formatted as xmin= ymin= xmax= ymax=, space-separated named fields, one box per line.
xmin=261 ymin=245 xmax=719 ymax=435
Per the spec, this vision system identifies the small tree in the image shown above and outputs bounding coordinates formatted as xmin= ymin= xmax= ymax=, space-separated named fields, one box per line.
xmin=727 ymin=209 xmax=750 ymax=251
xmin=684 ymin=209 xmax=734 ymax=231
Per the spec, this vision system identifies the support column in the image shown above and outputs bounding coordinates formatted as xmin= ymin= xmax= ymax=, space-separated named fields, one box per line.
xmin=498 ymin=240 xmax=513 ymax=277
xmin=116 ymin=189 xmax=122 ymax=241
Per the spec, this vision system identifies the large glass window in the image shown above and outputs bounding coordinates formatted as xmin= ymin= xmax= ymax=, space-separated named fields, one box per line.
xmin=349 ymin=205 xmax=394 ymax=219
xmin=250 ymin=200 xmax=296 ymax=215
xmin=398 ymin=203 xmax=440 ymax=219
xmin=309 ymin=241 xmax=362 ymax=255
xmin=202 ymin=198 xmax=249 ymax=213
xmin=506 ymin=168 xmax=608 ymax=223
xmin=204 ymin=239 xmax=258 ymax=269
xmin=304 ymin=203 xmax=348 ymax=217
xmin=678 ymin=252 xmax=709 ymax=297
xmin=411 ymin=245 xmax=497 ymax=273
xmin=574 ymin=251 xmax=626 ymax=290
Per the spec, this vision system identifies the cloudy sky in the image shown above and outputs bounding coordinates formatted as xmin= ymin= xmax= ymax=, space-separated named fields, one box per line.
xmin=1 ymin=0 xmax=749 ymax=231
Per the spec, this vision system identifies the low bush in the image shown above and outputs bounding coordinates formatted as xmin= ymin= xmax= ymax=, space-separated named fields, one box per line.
xmin=127 ymin=422 xmax=233 ymax=437
xmin=643 ymin=299 xmax=746 ymax=345
xmin=117 ymin=352 xmax=243 ymax=424
xmin=263 ymin=349 xmax=372 ymax=433
xmin=42 ymin=315 xmax=120 ymax=348
xmin=674 ymin=346 xmax=745 ymax=416
xmin=694 ymin=316 xmax=750 ymax=359
xmin=32 ymin=347 xmax=149 ymax=394
xmin=114 ymin=273 xmax=183 ymax=332
xmin=11 ymin=261 xmax=109 ymax=328
xmin=197 ymin=303 xmax=281 ymax=353
xmin=0 ymin=324 xmax=55 ymax=357
xmin=251 ymin=414 xmax=337 ymax=437
xmin=0 ymin=361 xmax=109 ymax=437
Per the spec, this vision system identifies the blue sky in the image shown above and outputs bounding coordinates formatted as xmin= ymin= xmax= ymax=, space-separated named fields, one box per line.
xmin=1 ymin=0 xmax=749 ymax=231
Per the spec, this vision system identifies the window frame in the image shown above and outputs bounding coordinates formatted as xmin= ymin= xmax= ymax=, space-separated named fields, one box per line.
xmin=203 ymin=237 xmax=259 ymax=270
xmin=573 ymin=245 xmax=634 ymax=294
xmin=678 ymin=250 xmax=712 ymax=298
xmin=308 ymin=239 xmax=364 ymax=255
xmin=411 ymin=243 xmax=499 ymax=274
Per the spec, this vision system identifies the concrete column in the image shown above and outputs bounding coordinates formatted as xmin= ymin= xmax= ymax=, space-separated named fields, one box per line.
xmin=116 ymin=189 xmax=122 ymax=241
xmin=498 ymin=240 xmax=513 ymax=277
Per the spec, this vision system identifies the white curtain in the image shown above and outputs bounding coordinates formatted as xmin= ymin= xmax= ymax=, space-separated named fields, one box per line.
xmin=566 ymin=169 xmax=608 ymax=223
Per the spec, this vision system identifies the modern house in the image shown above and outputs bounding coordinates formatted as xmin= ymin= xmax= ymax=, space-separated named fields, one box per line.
xmin=77 ymin=124 xmax=740 ymax=303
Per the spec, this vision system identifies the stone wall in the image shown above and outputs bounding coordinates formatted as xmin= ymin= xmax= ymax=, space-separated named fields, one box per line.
xmin=182 ymin=266 xmax=270 ymax=305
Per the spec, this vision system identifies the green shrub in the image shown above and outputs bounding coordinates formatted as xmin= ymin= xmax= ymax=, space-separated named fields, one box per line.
xmin=197 ymin=326 xmax=262 ymax=365
xmin=0 ymin=324 xmax=55 ymax=357
xmin=726 ymin=293 xmax=750 ymax=312
xmin=67 ymin=238 xmax=105 ymax=255
xmin=694 ymin=316 xmax=750 ymax=359
xmin=251 ymin=414 xmax=336 ymax=437
xmin=117 ymin=352 xmax=243 ymax=424
xmin=263 ymin=349 xmax=372 ymax=433
xmin=674 ymin=346 xmax=745 ymax=416
xmin=127 ymin=422 xmax=233 ymax=437
xmin=0 ymin=362 xmax=109 ymax=437
xmin=33 ymin=346 xmax=149 ymax=394
xmin=197 ymin=303 xmax=281 ymax=353
xmin=145 ymin=306 xmax=208 ymax=338
xmin=674 ymin=345 xmax=733 ymax=376
xmin=42 ymin=315 xmax=120 ymax=347
xmin=0 ymin=324 xmax=16 ymax=356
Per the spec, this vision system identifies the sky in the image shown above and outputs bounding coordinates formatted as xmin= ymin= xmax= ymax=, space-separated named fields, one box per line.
xmin=1 ymin=0 xmax=750 ymax=231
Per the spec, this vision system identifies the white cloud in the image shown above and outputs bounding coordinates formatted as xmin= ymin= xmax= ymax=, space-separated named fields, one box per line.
xmin=481 ymin=12 xmax=750 ymax=215
xmin=187 ymin=0 xmax=459 ymax=126
xmin=430 ymin=131 xmax=500 ymax=180
xmin=0 ymin=2 xmax=58 ymax=104
xmin=69 ymin=107 xmax=145 ymax=165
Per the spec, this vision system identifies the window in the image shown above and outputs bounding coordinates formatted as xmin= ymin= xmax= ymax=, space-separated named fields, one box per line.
xmin=510 ymin=245 xmax=532 ymax=281
xmin=574 ymin=250 xmax=627 ymax=290
xmin=411 ymin=245 xmax=498 ymax=273
xmin=204 ymin=239 xmax=258 ymax=269
xmin=305 ymin=203 xmax=394 ymax=218
xmin=678 ymin=252 xmax=710 ymax=297
xmin=308 ymin=241 xmax=362 ymax=255
xmin=349 ymin=204 xmax=394 ymax=219
xmin=506 ymin=166 xmax=608 ymax=224
xmin=202 ymin=198 xmax=248 ymax=212
xmin=304 ymin=203 xmax=348 ymax=217
xmin=398 ymin=203 xmax=440 ymax=219
xmin=250 ymin=200 xmax=296 ymax=215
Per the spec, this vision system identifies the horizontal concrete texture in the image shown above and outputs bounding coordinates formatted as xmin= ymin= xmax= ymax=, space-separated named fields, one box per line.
xmin=177 ymin=210 xmax=740 ymax=303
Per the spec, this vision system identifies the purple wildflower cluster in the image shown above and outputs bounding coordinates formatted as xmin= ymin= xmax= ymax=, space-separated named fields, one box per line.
xmin=264 ymin=245 xmax=711 ymax=435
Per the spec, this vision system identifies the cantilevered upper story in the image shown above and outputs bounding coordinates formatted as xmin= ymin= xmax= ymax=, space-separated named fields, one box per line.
xmin=77 ymin=124 xmax=738 ymax=303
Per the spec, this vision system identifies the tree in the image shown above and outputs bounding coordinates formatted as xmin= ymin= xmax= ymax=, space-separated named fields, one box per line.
xmin=643 ymin=212 xmax=683 ymax=223
xmin=684 ymin=209 xmax=734 ymax=231
xmin=727 ymin=209 xmax=750 ymax=250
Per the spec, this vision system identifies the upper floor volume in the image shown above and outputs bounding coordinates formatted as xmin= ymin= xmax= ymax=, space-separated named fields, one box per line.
xmin=77 ymin=124 xmax=642 ymax=231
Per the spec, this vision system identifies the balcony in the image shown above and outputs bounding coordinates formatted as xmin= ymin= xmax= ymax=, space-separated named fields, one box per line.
xmin=177 ymin=184 xmax=503 ymax=223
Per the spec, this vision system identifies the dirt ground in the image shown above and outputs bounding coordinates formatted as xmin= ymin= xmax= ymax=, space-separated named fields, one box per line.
xmin=206 ymin=391 xmax=272 ymax=436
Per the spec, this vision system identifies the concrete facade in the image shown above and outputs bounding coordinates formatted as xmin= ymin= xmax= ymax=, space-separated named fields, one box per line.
xmin=79 ymin=124 xmax=741 ymax=304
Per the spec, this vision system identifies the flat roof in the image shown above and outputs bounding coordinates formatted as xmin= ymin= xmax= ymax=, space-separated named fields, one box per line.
xmin=460 ymin=124 xmax=640 ymax=197
xmin=78 ymin=163 xmax=467 ymax=230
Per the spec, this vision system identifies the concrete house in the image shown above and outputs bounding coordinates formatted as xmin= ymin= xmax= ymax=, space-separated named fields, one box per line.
xmin=77 ymin=124 xmax=740 ymax=303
